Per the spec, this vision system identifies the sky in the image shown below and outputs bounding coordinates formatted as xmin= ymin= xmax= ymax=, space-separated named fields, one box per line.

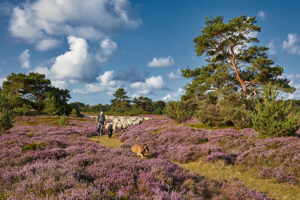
xmin=0 ymin=0 xmax=300 ymax=105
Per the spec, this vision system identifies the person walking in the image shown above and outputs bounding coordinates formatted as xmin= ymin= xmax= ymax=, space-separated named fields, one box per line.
xmin=97 ymin=111 xmax=105 ymax=136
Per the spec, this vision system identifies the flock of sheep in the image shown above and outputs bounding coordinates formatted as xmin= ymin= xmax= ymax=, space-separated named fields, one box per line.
xmin=90 ymin=115 xmax=152 ymax=131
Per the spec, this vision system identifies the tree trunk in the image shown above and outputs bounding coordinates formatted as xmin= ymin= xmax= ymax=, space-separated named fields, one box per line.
xmin=231 ymin=55 xmax=248 ymax=94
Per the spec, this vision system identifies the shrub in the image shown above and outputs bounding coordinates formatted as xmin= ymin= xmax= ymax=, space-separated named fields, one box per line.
xmin=166 ymin=101 xmax=192 ymax=123
xmin=14 ymin=103 xmax=32 ymax=116
xmin=43 ymin=96 xmax=60 ymax=115
xmin=0 ymin=94 xmax=14 ymax=132
xmin=196 ymin=92 xmax=253 ymax=128
xmin=58 ymin=115 xmax=69 ymax=126
xmin=70 ymin=108 xmax=78 ymax=117
xmin=252 ymin=84 xmax=299 ymax=138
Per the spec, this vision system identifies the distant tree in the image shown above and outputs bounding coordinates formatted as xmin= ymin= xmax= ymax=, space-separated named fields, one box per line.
xmin=2 ymin=73 xmax=51 ymax=110
xmin=152 ymin=100 xmax=166 ymax=114
xmin=132 ymin=96 xmax=153 ymax=112
xmin=110 ymin=88 xmax=131 ymax=112
xmin=2 ymin=73 xmax=71 ymax=115
xmin=44 ymin=86 xmax=71 ymax=115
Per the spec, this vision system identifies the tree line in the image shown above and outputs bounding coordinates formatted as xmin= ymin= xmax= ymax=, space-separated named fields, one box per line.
xmin=70 ymin=88 xmax=166 ymax=116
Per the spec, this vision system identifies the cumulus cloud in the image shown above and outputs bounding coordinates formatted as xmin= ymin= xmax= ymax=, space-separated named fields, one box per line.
xmin=0 ymin=77 xmax=6 ymax=87
xmin=114 ymin=68 xmax=150 ymax=83
xmin=280 ymin=73 xmax=300 ymax=99
xmin=36 ymin=38 xmax=60 ymax=51
xmin=19 ymin=49 xmax=31 ymax=69
xmin=267 ymin=40 xmax=276 ymax=55
xmin=257 ymin=10 xmax=266 ymax=20
xmin=168 ymin=69 xmax=182 ymax=80
xmin=148 ymin=56 xmax=175 ymax=67
xmin=51 ymin=36 xmax=99 ymax=82
xmin=73 ymin=71 xmax=121 ymax=94
xmin=9 ymin=0 xmax=141 ymax=47
xmin=161 ymin=88 xmax=185 ymax=102
xmin=282 ymin=34 xmax=300 ymax=55
xmin=34 ymin=36 xmax=117 ymax=84
xmin=96 ymin=38 xmax=117 ymax=62
xmin=130 ymin=76 xmax=165 ymax=95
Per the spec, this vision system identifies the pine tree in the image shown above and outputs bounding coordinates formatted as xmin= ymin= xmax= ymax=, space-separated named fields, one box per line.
xmin=0 ymin=93 xmax=14 ymax=132
xmin=252 ymin=84 xmax=299 ymax=138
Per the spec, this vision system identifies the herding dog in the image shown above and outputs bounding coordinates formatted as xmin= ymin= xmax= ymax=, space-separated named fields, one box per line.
xmin=131 ymin=144 xmax=149 ymax=158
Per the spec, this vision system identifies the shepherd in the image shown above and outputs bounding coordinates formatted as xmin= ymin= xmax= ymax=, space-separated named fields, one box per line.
xmin=97 ymin=111 xmax=105 ymax=136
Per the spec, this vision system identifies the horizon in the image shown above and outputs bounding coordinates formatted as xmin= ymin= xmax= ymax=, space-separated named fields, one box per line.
xmin=1 ymin=0 xmax=300 ymax=105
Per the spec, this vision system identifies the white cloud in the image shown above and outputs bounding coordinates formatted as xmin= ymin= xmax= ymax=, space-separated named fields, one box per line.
xmin=36 ymin=38 xmax=60 ymax=51
xmin=131 ymin=76 xmax=165 ymax=95
xmin=267 ymin=40 xmax=276 ymax=55
xmin=73 ymin=71 xmax=121 ymax=94
xmin=257 ymin=10 xmax=266 ymax=20
xmin=19 ymin=49 xmax=31 ymax=69
xmin=161 ymin=88 xmax=185 ymax=102
xmin=168 ymin=69 xmax=182 ymax=80
xmin=96 ymin=38 xmax=117 ymax=62
xmin=9 ymin=0 xmax=141 ymax=46
xmin=148 ymin=56 xmax=175 ymax=67
xmin=0 ymin=78 xmax=6 ymax=87
xmin=51 ymin=80 xmax=68 ymax=89
xmin=280 ymin=73 xmax=300 ymax=99
xmin=51 ymin=36 xmax=98 ymax=82
xmin=282 ymin=34 xmax=300 ymax=55
xmin=34 ymin=36 xmax=117 ymax=88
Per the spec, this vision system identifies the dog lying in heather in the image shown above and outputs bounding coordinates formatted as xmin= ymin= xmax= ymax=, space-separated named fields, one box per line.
xmin=131 ymin=144 xmax=149 ymax=158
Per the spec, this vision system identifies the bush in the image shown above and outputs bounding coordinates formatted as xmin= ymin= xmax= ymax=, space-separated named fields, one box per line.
xmin=196 ymin=92 xmax=253 ymax=128
xmin=166 ymin=101 xmax=192 ymax=123
xmin=252 ymin=84 xmax=299 ymax=138
xmin=70 ymin=108 xmax=78 ymax=117
xmin=14 ymin=103 xmax=32 ymax=116
xmin=43 ymin=96 xmax=60 ymax=116
xmin=0 ymin=94 xmax=14 ymax=132
xmin=58 ymin=115 xmax=69 ymax=126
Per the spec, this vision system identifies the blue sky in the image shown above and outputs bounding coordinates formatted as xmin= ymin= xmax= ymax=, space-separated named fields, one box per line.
xmin=0 ymin=0 xmax=300 ymax=105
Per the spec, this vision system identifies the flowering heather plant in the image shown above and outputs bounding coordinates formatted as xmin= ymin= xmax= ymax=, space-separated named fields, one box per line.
xmin=0 ymin=116 xmax=272 ymax=199
xmin=115 ymin=115 xmax=300 ymax=184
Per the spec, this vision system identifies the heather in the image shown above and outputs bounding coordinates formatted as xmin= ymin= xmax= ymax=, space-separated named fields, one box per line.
xmin=115 ymin=116 xmax=300 ymax=185
xmin=0 ymin=116 xmax=272 ymax=199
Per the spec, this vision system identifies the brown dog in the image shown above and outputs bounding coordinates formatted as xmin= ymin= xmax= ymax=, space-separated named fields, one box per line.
xmin=131 ymin=144 xmax=149 ymax=158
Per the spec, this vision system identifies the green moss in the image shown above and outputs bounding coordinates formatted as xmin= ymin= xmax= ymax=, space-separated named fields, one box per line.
xmin=179 ymin=158 xmax=300 ymax=200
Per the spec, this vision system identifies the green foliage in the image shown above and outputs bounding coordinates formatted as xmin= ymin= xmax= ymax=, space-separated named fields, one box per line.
xmin=0 ymin=93 xmax=14 ymax=132
xmin=58 ymin=115 xmax=69 ymax=126
xmin=13 ymin=103 xmax=32 ymax=116
xmin=252 ymin=85 xmax=299 ymax=138
xmin=22 ymin=142 xmax=45 ymax=153
xmin=166 ymin=101 xmax=192 ymax=123
xmin=132 ymin=96 xmax=154 ymax=112
xmin=70 ymin=108 xmax=78 ymax=117
xmin=43 ymin=96 xmax=60 ymax=116
xmin=181 ymin=15 xmax=295 ymax=128
xmin=196 ymin=91 xmax=253 ymax=128
xmin=110 ymin=88 xmax=131 ymax=112
xmin=2 ymin=72 xmax=71 ymax=116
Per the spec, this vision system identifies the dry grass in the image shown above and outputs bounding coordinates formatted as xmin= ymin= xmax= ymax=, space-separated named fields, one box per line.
xmin=180 ymin=158 xmax=300 ymax=200
xmin=90 ymin=135 xmax=122 ymax=149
